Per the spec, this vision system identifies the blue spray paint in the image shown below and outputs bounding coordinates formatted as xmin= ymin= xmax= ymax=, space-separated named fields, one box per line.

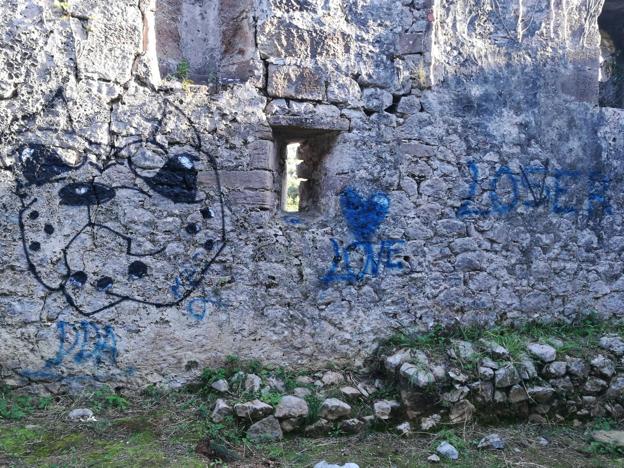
xmin=20 ymin=320 xmax=127 ymax=382
xmin=457 ymin=162 xmax=611 ymax=218
xmin=339 ymin=187 xmax=390 ymax=241
xmin=457 ymin=161 xmax=490 ymax=217
xmin=552 ymin=170 xmax=580 ymax=214
xmin=322 ymin=187 xmax=405 ymax=284
xmin=490 ymin=165 xmax=519 ymax=215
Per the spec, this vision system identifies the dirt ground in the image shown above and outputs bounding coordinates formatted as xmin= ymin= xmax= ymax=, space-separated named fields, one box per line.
xmin=1 ymin=390 xmax=623 ymax=467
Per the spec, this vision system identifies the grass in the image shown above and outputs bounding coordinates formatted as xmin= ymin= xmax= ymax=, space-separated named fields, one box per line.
xmin=385 ymin=314 xmax=622 ymax=361
xmin=0 ymin=386 xmax=52 ymax=421
xmin=0 ymin=381 xmax=623 ymax=466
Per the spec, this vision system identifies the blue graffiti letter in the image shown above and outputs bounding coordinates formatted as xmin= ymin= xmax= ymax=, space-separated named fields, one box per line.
xmin=552 ymin=170 xmax=580 ymax=214
xmin=490 ymin=165 xmax=519 ymax=215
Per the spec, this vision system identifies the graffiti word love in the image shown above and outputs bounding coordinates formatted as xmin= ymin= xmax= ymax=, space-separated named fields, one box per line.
xmin=457 ymin=162 xmax=612 ymax=218
xmin=322 ymin=239 xmax=405 ymax=283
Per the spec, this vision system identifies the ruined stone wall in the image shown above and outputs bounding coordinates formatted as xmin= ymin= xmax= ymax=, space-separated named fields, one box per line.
xmin=0 ymin=0 xmax=623 ymax=392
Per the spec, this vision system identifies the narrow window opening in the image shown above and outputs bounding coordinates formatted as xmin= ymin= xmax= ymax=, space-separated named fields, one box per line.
xmin=282 ymin=143 xmax=306 ymax=212
xmin=274 ymin=130 xmax=338 ymax=216
xmin=599 ymin=0 xmax=624 ymax=108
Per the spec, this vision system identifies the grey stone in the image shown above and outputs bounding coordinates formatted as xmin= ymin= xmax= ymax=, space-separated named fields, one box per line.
xmin=478 ymin=433 xmax=505 ymax=450
xmin=68 ymin=408 xmax=95 ymax=422
xmin=212 ymin=399 xmax=232 ymax=423
xmin=340 ymin=386 xmax=362 ymax=398
xmin=321 ymin=371 xmax=345 ymax=386
xmin=397 ymin=33 xmax=425 ymax=55
xmin=396 ymin=421 xmax=411 ymax=436
xmin=427 ymin=454 xmax=441 ymax=463
xmin=397 ymin=95 xmax=421 ymax=114
xmin=527 ymin=343 xmax=557 ymax=363
xmin=607 ymin=376 xmax=624 ymax=399
xmin=543 ymin=361 xmax=567 ymax=378
xmin=527 ymin=386 xmax=555 ymax=403
xmin=385 ymin=349 xmax=412 ymax=372
xmin=449 ymin=400 xmax=475 ymax=423
xmin=566 ymin=358 xmax=589 ymax=378
xmin=280 ymin=417 xmax=303 ymax=433
xmin=313 ymin=462 xmax=360 ymax=468
xmin=274 ymin=395 xmax=308 ymax=419
xmin=267 ymin=377 xmax=286 ymax=392
xmin=495 ymin=365 xmax=521 ymax=388
xmin=600 ymin=336 xmax=624 ymax=356
xmin=267 ymin=65 xmax=325 ymax=100
xmin=592 ymin=355 xmax=616 ymax=378
xmin=211 ymin=379 xmax=229 ymax=393
xmin=592 ymin=431 xmax=624 ymax=448
xmin=400 ymin=362 xmax=435 ymax=388
xmin=234 ymin=400 xmax=273 ymax=420
xmin=362 ymin=88 xmax=393 ymax=112
xmin=518 ymin=356 xmax=538 ymax=380
xmin=247 ymin=416 xmax=283 ymax=443
xmin=508 ymin=385 xmax=528 ymax=403
xmin=449 ymin=340 xmax=478 ymax=361
xmin=583 ymin=377 xmax=609 ymax=394
xmin=479 ymin=367 xmax=494 ymax=380
xmin=420 ymin=414 xmax=441 ymax=431
xmin=480 ymin=340 xmax=509 ymax=359
xmin=340 ymin=418 xmax=365 ymax=434
xmin=293 ymin=387 xmax=312 ymax=398
xmin=304 ymin=418 xmax=331 ymax=436
xmin=373 ymin=400 xmax=393 ymax=420
xmin=296 ymin=376 xmax=314 ymax=385
xmin=436 ymin=441 xmax=459 ymax=460
xmin=319 ymin=398 xmax=351 ymax=420
xmin=244 ymin=374 xmax=262 ymax=392
xmin=442 ymin=386 xmax=469 ymax=404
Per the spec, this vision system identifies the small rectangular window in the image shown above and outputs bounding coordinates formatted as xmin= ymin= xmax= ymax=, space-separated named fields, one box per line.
xmin=282 ymin=143 xmax=306 ymax=212
xmin=599 ymin=0 xmax=624 ymax=108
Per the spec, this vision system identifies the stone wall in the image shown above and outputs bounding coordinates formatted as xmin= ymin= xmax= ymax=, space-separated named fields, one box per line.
xmin=1 ymin=0 xmax=623 ymax=392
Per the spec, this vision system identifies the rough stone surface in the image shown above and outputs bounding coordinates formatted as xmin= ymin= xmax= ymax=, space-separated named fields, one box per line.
xmin=436 ymin=441 xmax=459 ymax=460
xmin=478 ymin=434 xmax=505 ymax=450
xmin=2 ymin=0 xmax=624 ymax=393
xmin=212 ymin=398 xmax=232 ymax=423
xmin=274 ymin=395 xmax=309 ymax=419
xmin=600 ymin=336 xmax=624 ymax=356
xmin=246 ymin=416 xmax=283 ymax=443
xmin=494 ymin=365 xmax=521 ymax=388
xmin=211 ymin=379 xmax=229 ymax=393
xmin=319 ymin=398 xmax=351 ymax=421
xmin=527 ymin=344 xmax=557 ymax=363
xmin=68 ymin=408 xmax=95 ymax=422
xmin=592 ymin=431 xmax=624 ymax=448
xmin=234 ymin=400 xmax=273 ymax=420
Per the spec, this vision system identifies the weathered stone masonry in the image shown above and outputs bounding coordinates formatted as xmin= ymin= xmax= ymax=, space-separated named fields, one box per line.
xmin=0 ymin=0 xmax=623 ymax=391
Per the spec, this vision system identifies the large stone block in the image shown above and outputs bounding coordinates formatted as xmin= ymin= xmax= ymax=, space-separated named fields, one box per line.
xmin=396 ymin=33 xmax=425 ymax=55
xmin=267 ymin=65 xmax=326 ymax=100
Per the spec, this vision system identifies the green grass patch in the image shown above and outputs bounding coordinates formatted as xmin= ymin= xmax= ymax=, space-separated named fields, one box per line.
xmin=385 ymin=314 xmax=622 ymax=360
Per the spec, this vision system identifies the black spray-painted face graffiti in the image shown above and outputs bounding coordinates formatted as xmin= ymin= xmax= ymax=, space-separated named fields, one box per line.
xmin=16 ymin=139 xmax=226 ymax=317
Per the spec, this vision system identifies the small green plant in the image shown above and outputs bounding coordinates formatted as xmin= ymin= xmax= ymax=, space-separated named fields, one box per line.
xmin=433 ymin=428 xmax=467 ymax=450
xmin=585 ymin=440 xmax=624 ymax=457
xmin=259 ymin=391 xmax=282 ymax=407
xmin=91 ymin=386 xmax=130 ymax=412
xmin=0 ymin=387 xmax=53 ymax=421
xmin=304 ymin=394 xmax=322 ymax=425
xmin=176 ymin=59 xmax=190 ymax=81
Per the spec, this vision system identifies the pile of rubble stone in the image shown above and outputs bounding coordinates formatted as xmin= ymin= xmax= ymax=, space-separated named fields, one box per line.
xmin=204 ymin=334 xmax=624 ymax=442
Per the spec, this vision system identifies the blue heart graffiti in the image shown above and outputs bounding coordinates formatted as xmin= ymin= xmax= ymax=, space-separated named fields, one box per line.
xmin=339 ymin=187 xmax=390 ymax=241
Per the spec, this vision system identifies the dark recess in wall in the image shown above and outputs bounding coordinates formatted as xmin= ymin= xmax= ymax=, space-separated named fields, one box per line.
xmin=598 ymin=0 xmax=624 ymax=108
